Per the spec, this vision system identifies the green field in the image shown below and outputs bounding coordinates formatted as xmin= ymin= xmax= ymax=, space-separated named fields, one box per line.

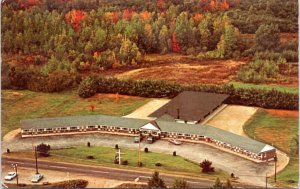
xmin=228 ymin=82 xmax=298 ymax=94
xmin=7 ymin=145 xmax=228 ymax=180
xmin=243 ymin=109 xmax=299 ymax=188
xmin=2 ymin=90 xmax=150 ymax=138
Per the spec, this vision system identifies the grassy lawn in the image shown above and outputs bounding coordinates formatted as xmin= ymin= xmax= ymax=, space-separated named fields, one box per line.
xmin=243 ymin=109 xmax=298 ymax=188
xmin=7 ymin=145 xmax=228 ymax=180
xmin=1 ymin=90 xmax=150 ymax=138
xmin=228 ymin=82 xmax=298 ymax=94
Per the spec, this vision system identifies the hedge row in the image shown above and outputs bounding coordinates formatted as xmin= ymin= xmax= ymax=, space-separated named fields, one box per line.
xmin=78 ymin=76 xmax=298 ymax=110
xmin=3 ymin=69 xmax=80 ymax=93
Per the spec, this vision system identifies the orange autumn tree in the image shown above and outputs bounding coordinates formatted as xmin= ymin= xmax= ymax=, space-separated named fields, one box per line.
xmin=193 ymin=13 xmax=203 ymax=25
xmin=105 ymin=12 xmax=119 ymax=24
xmin=65 ymin=10 xmax=87 ymax=31
xmin=219 ymin=0 xmax=229 ymax=11
xmin=18 ymin=0 xmax=40 ymax=9
xmin=140 ymin=11 xmax=151 ymax=22
xmin=172 ymin=33 xmax=181 ymax=52
xmin=122 ymin=9 xmax=133 ymax=21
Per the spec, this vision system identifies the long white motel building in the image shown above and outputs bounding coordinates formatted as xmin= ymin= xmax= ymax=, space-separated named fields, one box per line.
xmin=21 ymin=114 xmax=276 ymax=161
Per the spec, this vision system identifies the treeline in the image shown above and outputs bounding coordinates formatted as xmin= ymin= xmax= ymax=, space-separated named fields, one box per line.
xmin=228 ymin=0 xmax=298 ymax=33
xmin=2 ymin=64 xmax=80 ymax=92
xmin=78 ymin=76 xmax=298 ymax=110
xmin=2 ymin=2 xmax=245 ymax=70
xmin=2 ymin=0 xmax=298 ymax=72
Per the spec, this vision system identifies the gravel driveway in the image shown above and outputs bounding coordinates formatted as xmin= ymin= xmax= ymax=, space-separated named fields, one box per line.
xmin=2 ymin=133 xmax=275 ymax=187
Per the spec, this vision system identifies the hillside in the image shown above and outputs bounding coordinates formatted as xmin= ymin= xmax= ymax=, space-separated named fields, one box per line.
xmin=1 ymin=0 xmax=298 ymax=93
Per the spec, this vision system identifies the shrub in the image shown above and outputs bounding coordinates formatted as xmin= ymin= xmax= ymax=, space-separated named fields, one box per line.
xmin=37 ymin=143 xmax=51 ymax=157
xmin=155 ymin=163 xmax=162 ymax=167
xmin=121 ymin=160 xmax=128 ymax=165
xmin=87 ymin=142 xmax=90 ymax=147
xmin=78 ymin=76 xmax=298 ymax=110
xmin=78 ymin=76 xmax=98 ymax=98
xmin=52 ymin=179 xmax=88 ymax=188
xmin=144 ymin=147 xmax=149 ymax=153
xmin=200 ymin=159 xmax=214 ymax=173
xmin=173 ymin=151 xmax=176 ymax=156
xmin=86 ymin=155 xmax=94 ymax=159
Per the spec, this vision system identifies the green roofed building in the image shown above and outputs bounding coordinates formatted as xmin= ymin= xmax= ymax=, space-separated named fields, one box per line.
xmin=21 ymin=114 xmax=276 ymax=161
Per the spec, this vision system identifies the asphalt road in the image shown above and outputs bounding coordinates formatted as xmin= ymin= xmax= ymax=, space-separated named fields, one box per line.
xmin=2 ymin=157 xmax=257 ymax=188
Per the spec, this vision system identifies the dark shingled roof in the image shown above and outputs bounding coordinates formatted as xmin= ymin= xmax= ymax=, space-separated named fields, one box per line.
xmin=149 ymin=91 xmax=229 ymax=122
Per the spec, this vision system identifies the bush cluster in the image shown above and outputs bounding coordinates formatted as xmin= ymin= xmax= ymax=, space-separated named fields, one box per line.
xmin=3 ymin=67 xmax=78 ymax=93
xmin=78 ymin=76 xmax=298 ymax=110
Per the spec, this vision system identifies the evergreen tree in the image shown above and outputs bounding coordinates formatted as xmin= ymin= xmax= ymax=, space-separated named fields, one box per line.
xmin=172 ymin=179 xmax=189 ymax=188
xmin=159 ymin=25 xmax=170 ymax=54
xmin=147 ymin=171 xmax=167 ymax=188
xmin=254 ymin=24 xmax=280 ymax=51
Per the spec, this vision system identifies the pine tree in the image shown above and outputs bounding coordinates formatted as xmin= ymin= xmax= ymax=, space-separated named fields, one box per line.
xmin=147 ymin=171 xmax=167 ymax=188
xmin=159 ymin=25 xmax=169 ymax=54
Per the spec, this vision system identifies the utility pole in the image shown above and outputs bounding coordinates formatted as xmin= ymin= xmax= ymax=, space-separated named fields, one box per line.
xmin=35 ymin=146 xmax=39 ymax=174
xmin=274 ymin=156 xmax=277 ymax=183
xmin=265 ymin=173 xmax=268 ymax=189
xmin=12 ymin=163 xmax=18 ymax=187
xmin=118 ymin=149 xmax=121 ymax=165
xmin=67 ymin=172 xmax=70 ymax=188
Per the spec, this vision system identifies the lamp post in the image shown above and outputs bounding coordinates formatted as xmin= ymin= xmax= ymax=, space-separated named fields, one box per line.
xmin=35 ymin=146 xmax=39 ymax=174
xmin=11 ymin=163 xmax=18 ymax=187
xmin=138 ymin=130 xmax=141 ymax=167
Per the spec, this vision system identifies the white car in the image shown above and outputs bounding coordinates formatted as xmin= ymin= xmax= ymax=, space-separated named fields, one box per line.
xmin=31 ymin=173 xmax=43 ymax=183
xmin=168 ymin=138 xmax=182 ymax=145
xmin=4 ymin=172 xmax=17 ymax=181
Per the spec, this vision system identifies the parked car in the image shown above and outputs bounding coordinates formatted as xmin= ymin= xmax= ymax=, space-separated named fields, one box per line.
xmin=147 ymin=137 xmax=155 ymax=144
xmin=31 ymin=173 xmax=43 ymax=183
xmin=134 ymin=136 xmax=142 ymax=143
xmin=168 ymin=138 xmax=182 ymax=145
xmin=4 ymin=172 xmax=17 ymax=181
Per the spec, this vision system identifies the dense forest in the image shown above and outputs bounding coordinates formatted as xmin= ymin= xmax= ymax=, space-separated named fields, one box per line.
xmin=1 ymin=0 xmax=298 ymax=92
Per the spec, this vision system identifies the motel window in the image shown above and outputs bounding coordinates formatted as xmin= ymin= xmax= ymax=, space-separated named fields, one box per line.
xmin=102 ymin=126 xmax=107 ymax=128
xmin=46 ymin=128 xmax=52 ymax=131
xmin=123 ymin=128 xmax=128 ymax=131
xmin=116 ymin=127 xmax=120 ymax=130
xmin=178 ymin=133 xmax=183 ymax=136
xmin=70 ymin=127 xmax=77 ymax=130
xmin=38 ymin=129 xmax=44 ymax=131
xmin=23 ymin=129 xmax=29 ymax=132
xmin=184 ymin=134 xmax=190 ymax=137
xmin=88 ymin=126 xmax=95 ymax=128
xmin=60 ymin=127 xmax=67 ymax=130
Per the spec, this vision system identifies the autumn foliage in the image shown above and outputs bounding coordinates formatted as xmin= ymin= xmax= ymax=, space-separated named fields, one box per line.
xmin=105 ymin=12 xmax=119 ymax=24
xmin=65 ymin=10 xmax=87 ymax=31
xmin=172 ymin=33 xmax=181 ymax=52
xmin=123 ymin=9 xmax=133 ymax=21
xmin=140 ymin=11 xmax=151 ymax=22
xmin=18 ymin=0 xmax=40 ymax=9
xmin=198 ymin=0 xmax=230 ymax=12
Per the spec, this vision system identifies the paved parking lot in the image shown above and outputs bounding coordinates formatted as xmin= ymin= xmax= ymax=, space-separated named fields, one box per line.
xmin=2 ymin=133 xmax=275 ymax=187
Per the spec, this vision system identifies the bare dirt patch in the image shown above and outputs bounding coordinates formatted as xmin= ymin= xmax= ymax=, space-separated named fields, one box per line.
xmin=266 ymin=109 xmax=299 ymax=118
xmin=99 ymin=54 xmax=248 ymax=85
xmin=206 ymin=105 xmax=258 ymax=136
